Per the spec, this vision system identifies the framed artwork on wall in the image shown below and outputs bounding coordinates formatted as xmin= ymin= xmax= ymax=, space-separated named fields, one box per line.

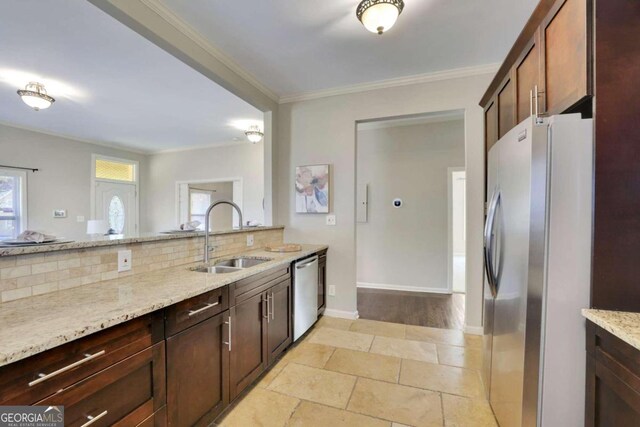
xmin=295 ymin=164 xmax=330 ymax=213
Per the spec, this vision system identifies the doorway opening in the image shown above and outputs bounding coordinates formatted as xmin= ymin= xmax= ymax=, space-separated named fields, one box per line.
xmin=449 ymin=168 xmax=466 ymax=294
xmin=176 ymin=178 xmax=243 ymax=231
xmin=355 ymin=110 xmax=466 ymax=330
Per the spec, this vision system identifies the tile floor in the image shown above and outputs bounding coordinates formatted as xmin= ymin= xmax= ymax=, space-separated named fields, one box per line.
xmin=216 ymin=316 xmax=497 ymax=427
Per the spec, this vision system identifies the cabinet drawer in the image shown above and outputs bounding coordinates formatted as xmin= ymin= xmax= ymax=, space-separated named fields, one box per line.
xmin=37 ymin=342 xmax=166 ymax=427
xmin=165 ymin=286 xmax=228 ymax=336
xmin=0 ymin=312 xmax=164 ymax=405
xmin=136 ymin=406 xmax=167 ymax=427
xmin=229 ymin=265 xmax=290 ymax=305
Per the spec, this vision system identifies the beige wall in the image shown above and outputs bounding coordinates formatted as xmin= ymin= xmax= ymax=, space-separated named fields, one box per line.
xmin=145 ymin=142 xmax=265 ymax=232
xmin=356 ymin=120 xmax=465 ymax=292
xmin=0 ymin=124 xmax=148 ymax=241
xmin=277 ymin=72 xmax=491 ymax=330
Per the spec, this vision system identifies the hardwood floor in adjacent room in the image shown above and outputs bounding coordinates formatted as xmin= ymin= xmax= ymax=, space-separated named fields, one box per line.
xmin=357 ymin=288 xmax=465 ymax=330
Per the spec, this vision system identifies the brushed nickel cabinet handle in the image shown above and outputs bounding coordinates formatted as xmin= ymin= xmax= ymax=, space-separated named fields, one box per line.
xmin=271 ymin=292 xmax=275 ymax=321
xmin=80 ymin=410 xmax=108 ymax=427
xmin=29 ymin=350 xmax=106 ymax=387
xmin=188 ymin=301 xmax=219 ymax=316
xmin=534 ymin=85 xmax=539 ymax=118
xmin=530 ymin=89 xmax=534 ymax=117
xmin=223 ymin=316 xmax=232 ymax=352
xmin=263 ymin=295 xmax=269 ymax=321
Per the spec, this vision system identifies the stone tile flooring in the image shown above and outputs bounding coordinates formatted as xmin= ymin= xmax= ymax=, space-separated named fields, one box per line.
xmin=217 ymin=317 xmax=497 ymax=427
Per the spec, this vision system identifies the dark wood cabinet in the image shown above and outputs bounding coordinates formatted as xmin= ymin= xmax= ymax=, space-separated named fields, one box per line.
xmin=38 ymin=342 xmax=166 ymax=427
xmin=480 ymin=0 xmax=593 ymax=157
xmin=317 ymin=251 xmax=327 ymax=314
xmin=166 ymin=311 xmax=229 ymax=427
xmin=0 ymin=251 xmax=321 ymax=426
xmin=586 ymin=321 xmax=640 ymax=426
xmin=267 ymin=278 xmax=293 ymax=363
xmin=229 ymin=290 xmax=268 ymax=400
xmin=515 ymin=32 xmax=541 ymax=123
xmin=540 ymin=0 xmax=592 ymax=115
xmin=497 ymin=75 xmax=516 ymax=139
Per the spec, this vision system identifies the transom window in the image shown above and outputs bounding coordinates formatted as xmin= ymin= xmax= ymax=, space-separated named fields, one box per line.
xmin=94 ymin=158 xmax=136 ymax=182
xmin=0 ymin=169 xmax=27 ymax=239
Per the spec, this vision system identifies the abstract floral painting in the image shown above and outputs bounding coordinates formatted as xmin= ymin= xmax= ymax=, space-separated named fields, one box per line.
xmin=295 ymin=164 xmax=329 ymax=213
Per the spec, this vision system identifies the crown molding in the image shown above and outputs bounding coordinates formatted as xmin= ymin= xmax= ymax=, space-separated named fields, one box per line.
xmin=279 ymin=63 xmax=500 ymax=104
xmin=141 ymin=0 xmax=279 ymax=104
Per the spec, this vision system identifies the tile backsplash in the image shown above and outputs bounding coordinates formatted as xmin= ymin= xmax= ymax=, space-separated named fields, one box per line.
xmin=0 ymin=228 xmax=283 ymax=303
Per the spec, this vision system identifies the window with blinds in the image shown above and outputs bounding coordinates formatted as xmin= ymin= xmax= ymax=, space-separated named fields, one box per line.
xmin=95 ymin=158 xmax=135 ymax=182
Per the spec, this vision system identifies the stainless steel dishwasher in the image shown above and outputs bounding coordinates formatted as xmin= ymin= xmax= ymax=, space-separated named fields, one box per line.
xmin=293 ymin=255 xmax=319 ymax=341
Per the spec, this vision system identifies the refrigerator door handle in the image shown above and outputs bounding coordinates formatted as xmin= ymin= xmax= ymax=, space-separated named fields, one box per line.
xmin=484 ymin=189 xmax=501 ymax=297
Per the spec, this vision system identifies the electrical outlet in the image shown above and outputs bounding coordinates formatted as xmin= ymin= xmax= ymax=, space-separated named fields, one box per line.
xmin=326 ymin=214 xmax=336 ymax=226
xmin=118 ymin=250 xmax=132 ymax=272
xmin=328 ymin=285 xmax=336 ymax=296
xmin=246 ymin=234 xmax=254 ymax=247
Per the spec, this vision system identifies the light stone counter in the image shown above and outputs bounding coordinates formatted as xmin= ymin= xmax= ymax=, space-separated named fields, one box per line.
xmin=0 ymin=226 xmax=284 ymax=256
xmin=582 ymin=308 xmax=640 ymax=350
xmin=0 ymin=244 xmax=327 ymax=367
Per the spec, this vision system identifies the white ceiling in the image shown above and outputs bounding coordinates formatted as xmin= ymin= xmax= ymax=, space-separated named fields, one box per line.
xmin=0 ymin=0 xmax=262 ymax=153
xmin=159 ymin=0 xmax=539 ymax=98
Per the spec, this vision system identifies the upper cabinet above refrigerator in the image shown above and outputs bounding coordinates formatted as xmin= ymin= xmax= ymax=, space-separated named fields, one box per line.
xmin=481 ymin=0 xmax=593 ymax=163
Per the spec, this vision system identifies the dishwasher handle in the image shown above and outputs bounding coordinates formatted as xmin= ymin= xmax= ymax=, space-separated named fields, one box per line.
xmin=296 ymin=256 xmax=318 ymax=269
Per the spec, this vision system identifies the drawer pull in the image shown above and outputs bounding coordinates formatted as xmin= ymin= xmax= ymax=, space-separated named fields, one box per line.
xmin=188 ymin=301 xmax=219 ymax=317
xmin=28 ymin=350 xmax=106 ymax=387
xmin=81 ymin=410 xmax=108 ymax=427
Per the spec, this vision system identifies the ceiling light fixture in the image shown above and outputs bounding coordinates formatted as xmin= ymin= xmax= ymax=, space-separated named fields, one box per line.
xmin=245 ymin=125 xmax=264 ymax=143
xmin=356 ymin=0 xmax=404 ymax=35
xmin=17 ymin=81 xmax=55 ymax=111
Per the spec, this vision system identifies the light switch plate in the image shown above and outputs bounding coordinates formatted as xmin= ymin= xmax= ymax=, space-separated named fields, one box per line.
xmin=326 ymin=214 xmax=336 ymax=226
xmin=328 ymin=285 xmax=336 ymax=296
xmin=246 ymin=234 xmax=254 ymax=247
xmin=118 ymin=250 xmax=132 ymax=272
xmin=76 ymin=216 xmax=85 ymax=223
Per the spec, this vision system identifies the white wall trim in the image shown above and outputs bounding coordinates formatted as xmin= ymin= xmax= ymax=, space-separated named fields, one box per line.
xmin=279 ymin=63 xmax=500 ymax=104
xmin=464 ymin=324 xmax=483 ymax=335
xmin=357 ymin=282 xmax=452 ymax=295
xmin=141 ymin=0 xmax=279 ymax=103
xmin=448 ymin=167 xmax=466 ymax=294
xmin=322 ymin=309 xmax=360 ymax=320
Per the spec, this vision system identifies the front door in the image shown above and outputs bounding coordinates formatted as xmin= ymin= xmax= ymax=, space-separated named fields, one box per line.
xmin=95 ymin=181 xmax=137 ymax=235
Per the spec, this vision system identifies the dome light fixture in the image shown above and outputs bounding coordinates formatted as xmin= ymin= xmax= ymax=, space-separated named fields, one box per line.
xmin=245 ymin=125 xmax=264 ymax=143
xmin=17 ymin=81 xmax=55 ymax=111
xmin=356 ymin=0 xmax=405 ymax=35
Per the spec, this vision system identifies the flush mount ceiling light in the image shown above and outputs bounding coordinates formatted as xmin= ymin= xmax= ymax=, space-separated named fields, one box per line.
xmin=245 ymin=125 xmax=264 ymax=143
xmin=356 ymin=0 xmax=405 ymax=35
xmin=17 ymin=81 xmax=55 ymax=111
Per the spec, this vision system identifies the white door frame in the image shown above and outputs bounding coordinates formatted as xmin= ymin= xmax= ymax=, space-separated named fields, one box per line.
xmin=90 ymin=154 xmax=140 ymax=232
xmin=448 ymin=167 xmax=466 ymax=293
xmin=174 ymin=177 xmax=243 ymax=227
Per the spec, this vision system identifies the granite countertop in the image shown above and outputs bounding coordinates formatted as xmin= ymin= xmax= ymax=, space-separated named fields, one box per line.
xmin=582 ymin=308 xmax=640 ymax=350
xmin=0 ymin=244 xmax=327 ymax=367
xmin=0 ymin=226 xmax=284 ymax=256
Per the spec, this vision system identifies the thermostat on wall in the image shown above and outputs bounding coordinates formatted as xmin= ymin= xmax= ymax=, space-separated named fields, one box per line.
xmin=392 ymin=199 xmax=403 ymax=208
xmin=53 ymin=209 xmax=67 ymax=218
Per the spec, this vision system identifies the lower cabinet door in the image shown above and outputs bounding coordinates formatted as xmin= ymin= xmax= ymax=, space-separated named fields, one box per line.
xmin=229 ymin=291 xmax=268 ymax=401
xmin=37 ymin=343 xmax=166 ymax=427
xmin=166 ymin=311 xmax=229 ymax=427
xmin=267 ymin=278 xmax=293 ymax=363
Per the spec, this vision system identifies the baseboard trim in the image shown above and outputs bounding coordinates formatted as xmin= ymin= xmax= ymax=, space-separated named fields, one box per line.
xmin=357 ymin=282 xmax=452 ymax=294
xmin=322 ymin=309 xmax=360 ymax=320
xmin=464 ymin=325 xmax=484 ymax=335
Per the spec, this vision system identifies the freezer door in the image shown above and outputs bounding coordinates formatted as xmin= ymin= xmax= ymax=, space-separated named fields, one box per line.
xmin=489 ymin=118 xmax=539 ymax=427
xmin=482 ymin=137 xmax=500 ymax=399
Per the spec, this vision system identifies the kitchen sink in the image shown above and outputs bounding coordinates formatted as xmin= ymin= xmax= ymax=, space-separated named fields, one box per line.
xmin=190 ymin=256 xmax=272 ymax=274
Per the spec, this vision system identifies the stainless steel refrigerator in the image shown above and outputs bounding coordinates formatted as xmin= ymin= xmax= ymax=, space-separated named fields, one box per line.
xmin=483 ymin=114 xmax=593 ymax=427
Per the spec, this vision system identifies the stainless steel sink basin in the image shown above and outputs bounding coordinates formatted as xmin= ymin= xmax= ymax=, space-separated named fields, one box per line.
xmin=190 ymin=257 xmax=272 ymax=274
xmin=214 ymin=257 xmax=272 ymax=268
xmin=190 ymin=265 xmax=242 ymax=274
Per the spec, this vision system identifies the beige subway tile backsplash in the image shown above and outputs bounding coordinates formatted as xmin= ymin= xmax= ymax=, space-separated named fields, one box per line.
xmin=0 ymin=229 xmax=284 ymax=303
